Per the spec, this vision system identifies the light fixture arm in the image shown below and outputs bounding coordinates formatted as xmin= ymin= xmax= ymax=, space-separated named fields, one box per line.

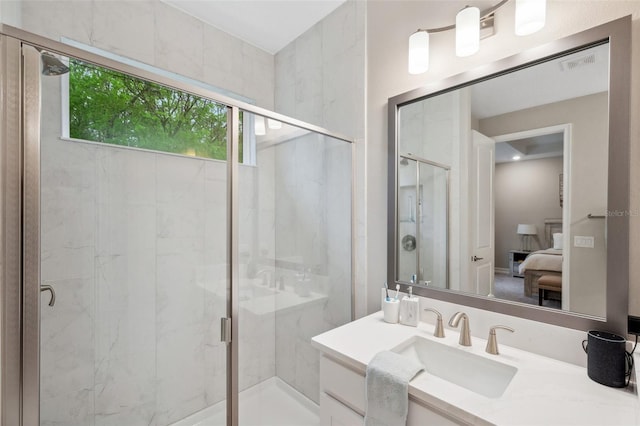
xmin=415 ymin=0 xmax=510 ymax=34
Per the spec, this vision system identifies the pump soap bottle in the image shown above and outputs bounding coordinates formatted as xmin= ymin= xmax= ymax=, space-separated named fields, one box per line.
xmin=399 ymin=286 xmax=419 ymax=326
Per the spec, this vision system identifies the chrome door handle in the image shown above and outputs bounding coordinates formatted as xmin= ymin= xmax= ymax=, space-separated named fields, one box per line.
xmin=40 ymin=284 xmax=56 ymax=307
xmin=472 ymin=256 xmax=484 ymax=262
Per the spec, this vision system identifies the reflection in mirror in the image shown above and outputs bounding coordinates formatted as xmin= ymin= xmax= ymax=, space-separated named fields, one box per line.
xmin=395 ymin=42 xmax=609 ymax=319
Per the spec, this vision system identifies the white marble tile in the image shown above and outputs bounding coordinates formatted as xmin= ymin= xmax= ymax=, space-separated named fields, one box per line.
xmin=21 ymin=0 xmax=93 ymax=45
xmin=156 ymin=154 xmax=206 ymax=206
xmin=156 ymin=252 xmax=206 ymax=332
xmin=95 ymin=147 xmax=157 ymax=206
xmin=96 ymin=203 xmax=157 ymax=257
xmin=155 ymin=1 xmax=204 ymax=81
xmin=155 ymin=325 xmax=208 ymax=425
xmin=92 ymin=1 xmax=156 ymax=65
xmin=321 ymin=0 xmax=357 ymax=59
xmin=202 ymin=25 xmax=244 ymax=97
xmin=274 ymin=44 xmax=296 ymax=117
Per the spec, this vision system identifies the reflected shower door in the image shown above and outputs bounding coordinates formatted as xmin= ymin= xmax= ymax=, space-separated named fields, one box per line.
xmin=418 ymin=161 xmax=448 ymax=289
xmin=32 ymin=46 xmax=230 ymax=426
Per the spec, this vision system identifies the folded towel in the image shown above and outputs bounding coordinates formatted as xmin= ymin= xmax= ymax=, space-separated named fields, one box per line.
xmin=365 ymin=351 xmax=425 ymax=426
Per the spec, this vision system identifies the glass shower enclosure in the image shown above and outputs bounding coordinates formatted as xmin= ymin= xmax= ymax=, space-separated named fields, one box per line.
xmin=0 ymin=26 xmax=352 ymax=426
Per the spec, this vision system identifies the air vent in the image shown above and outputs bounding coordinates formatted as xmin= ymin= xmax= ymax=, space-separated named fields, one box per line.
xmin=559 ymin=53 xmax=597 ymax=71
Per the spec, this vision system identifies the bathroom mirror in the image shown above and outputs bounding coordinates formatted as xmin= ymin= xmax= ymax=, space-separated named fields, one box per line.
xmin=388 ymin=17 xmax=630 ymax=334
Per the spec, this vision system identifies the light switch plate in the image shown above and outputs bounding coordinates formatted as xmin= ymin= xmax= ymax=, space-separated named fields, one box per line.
xmin=574 ymin=236 xmax=595 ymax=248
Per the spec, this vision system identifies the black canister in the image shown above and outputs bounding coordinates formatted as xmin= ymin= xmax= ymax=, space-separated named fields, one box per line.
xmin=582 ymin=330 xmax=627 ymax=387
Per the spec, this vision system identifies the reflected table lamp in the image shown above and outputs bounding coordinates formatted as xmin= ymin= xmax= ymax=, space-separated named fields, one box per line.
xmin=517 ymin=224 xmax=537 ymax=252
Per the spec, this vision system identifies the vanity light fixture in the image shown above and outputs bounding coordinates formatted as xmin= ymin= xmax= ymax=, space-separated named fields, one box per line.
xmin=456 ymin=6 xmax=481 ymax=57
xmin=408 ymin=0 xmax=546 ymax=74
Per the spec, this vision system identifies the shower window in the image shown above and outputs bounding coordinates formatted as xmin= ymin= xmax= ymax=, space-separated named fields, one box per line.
xmin=64 ymin=58 xmax=253 ymax=163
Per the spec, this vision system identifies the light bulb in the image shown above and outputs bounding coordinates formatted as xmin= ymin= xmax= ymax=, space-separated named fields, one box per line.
xmin=408 ymin=31 xmax=429 ymax=74
xmin=515 ymin=0 xmax=546 ymax=36
xmin=254 ymin=116 xmax=266 ymax=136
xmin=456 ymin=6 xmax=480 ymax=57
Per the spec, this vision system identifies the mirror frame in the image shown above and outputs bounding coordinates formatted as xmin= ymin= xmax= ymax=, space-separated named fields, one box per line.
xmin=387 ymin=16 xmax=631 ymax=335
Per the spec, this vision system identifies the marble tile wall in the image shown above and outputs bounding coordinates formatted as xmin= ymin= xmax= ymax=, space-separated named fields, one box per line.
xmin=274 ymin=0 xmax=366 ymax=319
xmin=18 ymin=0 xmax=275 ymax=109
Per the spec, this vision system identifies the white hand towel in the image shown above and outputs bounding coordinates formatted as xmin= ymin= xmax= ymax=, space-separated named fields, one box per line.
xmin=365 ymin=351 xmax=424 ymax=426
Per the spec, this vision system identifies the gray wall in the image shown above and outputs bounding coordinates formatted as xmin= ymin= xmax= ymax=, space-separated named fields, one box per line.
xmin=494 ymin=157 xmax=564 ymax=269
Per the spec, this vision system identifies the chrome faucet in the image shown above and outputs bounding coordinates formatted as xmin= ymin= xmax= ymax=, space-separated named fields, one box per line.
xmin=423 ymin=308 xmax=445 ymax=338
xmin=448 ymin=312 xmax=471 ymax=346
xmin=485 ymin=325 xmax=515 ymax=355
xmin=256 ymin=269 xmax=274 ymax=287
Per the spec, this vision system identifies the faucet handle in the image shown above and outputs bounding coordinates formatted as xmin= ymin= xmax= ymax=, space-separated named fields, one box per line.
xmin=423 ymin=308 xmax=445 ymax=338
xmin=486 ymin=325 xmax=515 ymax=355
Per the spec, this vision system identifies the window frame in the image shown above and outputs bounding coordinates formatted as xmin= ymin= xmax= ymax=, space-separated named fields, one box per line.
xmin=59 ymin=38 xmax=256 ymax=165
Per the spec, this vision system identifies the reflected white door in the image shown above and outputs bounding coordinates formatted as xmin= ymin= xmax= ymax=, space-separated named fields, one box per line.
xmin=470 ymin=130 xmax=495 ymax=296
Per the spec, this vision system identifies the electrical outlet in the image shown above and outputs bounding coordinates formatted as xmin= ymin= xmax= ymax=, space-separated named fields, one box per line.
xmin=574 ymin=236 xmax=594 ymax=248
xmin=629 ymin=316 xmax=640 ymax=336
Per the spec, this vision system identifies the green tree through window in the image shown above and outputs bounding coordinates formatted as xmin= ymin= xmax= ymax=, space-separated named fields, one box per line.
xmin=69 ymin=58 xmax=236 ymax=161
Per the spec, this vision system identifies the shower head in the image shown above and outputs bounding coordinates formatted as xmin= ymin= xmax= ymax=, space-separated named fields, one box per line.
xmin=41 ymin=52 xmax=69 ymax=76
xmin=400 ymin=158 xmax=409 ymax=166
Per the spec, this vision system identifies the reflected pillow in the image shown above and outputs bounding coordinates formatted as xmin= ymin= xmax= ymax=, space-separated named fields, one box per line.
xmin=553 ymin=233 xmax=563 ymax=250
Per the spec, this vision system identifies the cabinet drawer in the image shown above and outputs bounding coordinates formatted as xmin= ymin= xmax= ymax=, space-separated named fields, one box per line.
xmin=320 ymin=355 xmax=365 ymax=414
xmin=320 ymin=392 xmax=364 ymax=426
xmin=408 ymin=399 xmax=461 ymax=426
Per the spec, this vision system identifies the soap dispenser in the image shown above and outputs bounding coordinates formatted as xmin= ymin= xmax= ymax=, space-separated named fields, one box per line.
xmin=399 ymin=286 xmax=419 ymax=327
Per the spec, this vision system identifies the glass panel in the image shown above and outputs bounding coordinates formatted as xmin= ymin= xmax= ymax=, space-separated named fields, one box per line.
xmin=39 ymin=53 xmax=228 ymax=425
xmin=418 ymin=162 xmax=448 ymax=289
xmin=397 ymin=157 xmax=417 ymax=283
xmin=238 ymin=111 xmax=352 ymax=425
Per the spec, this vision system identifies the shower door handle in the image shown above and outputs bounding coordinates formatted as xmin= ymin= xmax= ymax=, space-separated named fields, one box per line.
xmin=40 ymin=284 xmax=56 ymax=307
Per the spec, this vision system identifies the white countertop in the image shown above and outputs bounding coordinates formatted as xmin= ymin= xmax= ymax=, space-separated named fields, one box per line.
xmin=311 ymin=311 xmax=640 ymax=425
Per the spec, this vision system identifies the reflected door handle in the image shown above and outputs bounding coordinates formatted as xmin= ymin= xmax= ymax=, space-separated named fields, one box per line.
xmin=472 ymin=256 xmax=484 ymax=262
xmin=40 ymin=284 xmax=56 ymax=307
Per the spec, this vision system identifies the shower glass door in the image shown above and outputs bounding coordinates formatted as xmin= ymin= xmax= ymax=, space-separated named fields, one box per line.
xmin=32 ymin=45 xmax=230 ymax=426
xmin=237 ymin=111 xmax=352 ymax=425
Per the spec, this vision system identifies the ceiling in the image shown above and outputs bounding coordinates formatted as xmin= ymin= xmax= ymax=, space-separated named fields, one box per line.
xmin=471 ymin=43 xmax=609 ymax=119
xmin=161 ymin=0 xmax=347 ymax=54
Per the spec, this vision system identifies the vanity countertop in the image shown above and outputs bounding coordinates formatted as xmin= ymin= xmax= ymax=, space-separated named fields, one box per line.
xmin=311 ymin=311 xmax=640 ymax=425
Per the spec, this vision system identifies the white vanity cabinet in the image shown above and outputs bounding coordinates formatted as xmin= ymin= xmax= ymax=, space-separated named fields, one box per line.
xmin=319 ymin=354 xmax=461 ymax=426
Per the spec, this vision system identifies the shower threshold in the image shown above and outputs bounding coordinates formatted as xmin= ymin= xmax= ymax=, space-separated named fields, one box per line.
xmin=171 ymin=377 xmax=319 ymax=426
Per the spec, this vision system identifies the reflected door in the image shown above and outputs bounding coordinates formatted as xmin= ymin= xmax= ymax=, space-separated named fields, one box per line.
xmin=470 ymin=130 xmax=496 ymax=296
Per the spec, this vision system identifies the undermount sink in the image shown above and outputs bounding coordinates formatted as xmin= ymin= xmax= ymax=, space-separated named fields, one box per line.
xmin=392 ymin=335 xmax=517 ymax=398
xmin=239 ymin=284 xmax=277 ymax=302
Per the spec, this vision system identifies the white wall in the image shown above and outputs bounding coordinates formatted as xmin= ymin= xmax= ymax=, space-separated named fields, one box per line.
xmin=366 ymin=1 xmax=640 ymax=321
